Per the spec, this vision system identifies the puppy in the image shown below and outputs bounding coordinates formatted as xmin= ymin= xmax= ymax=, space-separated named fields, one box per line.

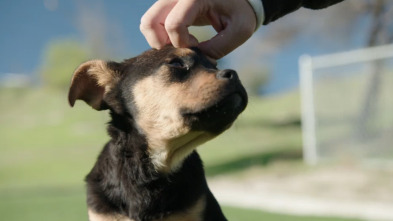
xmin=68 ymin=46 xmax=248 ymax=221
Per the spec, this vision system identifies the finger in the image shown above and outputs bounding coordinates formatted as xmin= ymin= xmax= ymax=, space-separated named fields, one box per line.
xmin=140 ymin=0 xmax=177 ymax=49
xmin=198 ymin=22 xmax=254 ymax=59
xmin=198 ymin=5 xmax=256 ymax=59
xmin=164 ymin=0 xmax=202 ymax=48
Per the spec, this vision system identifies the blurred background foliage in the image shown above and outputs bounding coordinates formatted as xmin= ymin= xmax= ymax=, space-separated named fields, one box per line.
xmin=40 ymin=39 xmax=89 ymax=89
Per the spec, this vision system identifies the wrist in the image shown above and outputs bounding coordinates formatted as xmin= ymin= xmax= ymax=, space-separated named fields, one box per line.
xmin=246 ymin=0 xmax=265 ymax=31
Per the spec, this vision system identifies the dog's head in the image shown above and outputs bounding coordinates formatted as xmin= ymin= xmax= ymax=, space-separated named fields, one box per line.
xmin=69 ymin=46 xmax=247 ymax=172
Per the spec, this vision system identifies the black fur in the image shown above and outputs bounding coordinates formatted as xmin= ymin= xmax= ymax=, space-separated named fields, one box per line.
xmin=72 ymin=46 xmax=247 ymax=221
xmin=85 ymin=112 xmax=227 ymax=221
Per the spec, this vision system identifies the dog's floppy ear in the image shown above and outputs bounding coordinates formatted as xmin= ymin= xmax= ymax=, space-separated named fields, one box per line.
xmin=68 ymin=60 xmax=120 ymax=110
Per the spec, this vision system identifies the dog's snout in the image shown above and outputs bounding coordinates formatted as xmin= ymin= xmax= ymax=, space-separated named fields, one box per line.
xmin=216 ymin=69 xmax=237 ymax=80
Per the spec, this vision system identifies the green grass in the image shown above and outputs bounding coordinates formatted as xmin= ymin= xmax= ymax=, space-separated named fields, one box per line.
xmin=0 ymin=185 xmax=88 ymax=221
xmin=0 ymin=88 xmax=359 ymax=221
xmin=0 ymin=186 xmax=360 ymax=221
xmin=223 ymin=206 xmax=360 ymax=221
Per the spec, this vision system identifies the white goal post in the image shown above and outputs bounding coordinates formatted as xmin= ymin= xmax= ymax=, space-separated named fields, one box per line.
xmin=299 ymin=44 xmax=393 ymax=165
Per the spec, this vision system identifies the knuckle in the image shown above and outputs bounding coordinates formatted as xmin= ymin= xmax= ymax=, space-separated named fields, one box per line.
xmin=139 ymin=24 xmax=151 ymax=34
xmin=140 ymin=16 xmax=155 ymax=31
xmin=164 ymin=19 xmax=183 ymax=33
xmin=139 ymin=22 xmax=153 ymax=32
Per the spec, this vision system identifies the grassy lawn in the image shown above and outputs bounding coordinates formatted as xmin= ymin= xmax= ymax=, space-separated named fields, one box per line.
xmin=0 ymin=88 xmax=360 ymax=221
xmin=0 ymin=186 xmax=359 ymax=221
xmin=223 ymin=206 xmax=360 ymax=221
xmin=0 ymin=185 xmax=88 ymax=220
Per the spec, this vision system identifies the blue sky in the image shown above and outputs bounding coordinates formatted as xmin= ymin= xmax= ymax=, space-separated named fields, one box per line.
xmin=0 ymin=0 xmax=368 ymax=93
xmin=0 ymin=0 xmax=155 ymax=74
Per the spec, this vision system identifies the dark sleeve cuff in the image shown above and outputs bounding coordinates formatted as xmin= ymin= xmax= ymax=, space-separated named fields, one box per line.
xmin=261 ymin=0 xmax=345 ymax=25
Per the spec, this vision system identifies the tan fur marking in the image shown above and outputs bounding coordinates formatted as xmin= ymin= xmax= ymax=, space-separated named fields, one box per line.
xmin=69 ymin=60 xmax=119 ymax=110
xmin=71 ymin=60 xmax=119 ymax=92
xmin=132 ymin=68 xmax=226 ymax=172
xmin=88 ymin=209 xmax=133 ymax=221
xmin=172 ymin=48 xmax=194 ymax=58
xmin=87 ymin=60 xmax=119 ymax=90
xmin=167 ymin=132 xmax=215 ymax=171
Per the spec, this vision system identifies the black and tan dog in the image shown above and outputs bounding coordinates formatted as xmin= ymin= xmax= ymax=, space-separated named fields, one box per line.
xmin=68 ymin=46 xmax=247 ymax=221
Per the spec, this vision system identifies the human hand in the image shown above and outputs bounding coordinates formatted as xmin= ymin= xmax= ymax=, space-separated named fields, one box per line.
xmin=140 ymin=0 xmax=257 ymax=59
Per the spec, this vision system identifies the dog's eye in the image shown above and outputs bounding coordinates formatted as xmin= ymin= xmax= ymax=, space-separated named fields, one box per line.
xmin=168 ymin=58 xmax=188 ymax=70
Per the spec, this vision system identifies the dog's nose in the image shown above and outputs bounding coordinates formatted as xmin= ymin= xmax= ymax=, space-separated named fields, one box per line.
xmin=217 ymin=69 xmax=237 ymax=80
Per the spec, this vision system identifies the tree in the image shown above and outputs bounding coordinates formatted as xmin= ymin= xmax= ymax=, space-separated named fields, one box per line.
xmin=354 ymin=0 xmax=393 ymax=139
xmin=39 ymin=39 xmax=89 ymax=90
xmin=39 ymin=3 xmax=125 ymax=90
xmin=75 ymin=2 xmax=126 ymax=60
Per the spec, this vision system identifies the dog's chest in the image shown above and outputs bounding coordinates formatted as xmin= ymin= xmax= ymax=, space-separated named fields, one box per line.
xmin=88 ymin=195 xmax=205 ymax=221
xmin=88 ymin=210 xmax=204 ymax=221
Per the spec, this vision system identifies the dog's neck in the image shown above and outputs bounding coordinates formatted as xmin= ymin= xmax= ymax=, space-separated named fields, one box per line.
xmin=108 ymin=109 xmax=211 ymax=173
xmin=86 ymin=111 xmax=227 ymax=221
xmin=107 ymin=111 xmax=180 ymax=172
xmin=107 ymin=111 xmax=158 ymax=180
xmin=88 ymin=112 xmax=207 ymax=220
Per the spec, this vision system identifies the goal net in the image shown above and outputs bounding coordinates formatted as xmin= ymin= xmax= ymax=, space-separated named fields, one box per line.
xmin=299 ymin=44 xmax=393 ymax=165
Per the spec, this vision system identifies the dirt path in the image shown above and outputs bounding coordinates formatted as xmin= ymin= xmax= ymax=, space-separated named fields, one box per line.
xmin=207 ymin=163 xmax=393 ymax=220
